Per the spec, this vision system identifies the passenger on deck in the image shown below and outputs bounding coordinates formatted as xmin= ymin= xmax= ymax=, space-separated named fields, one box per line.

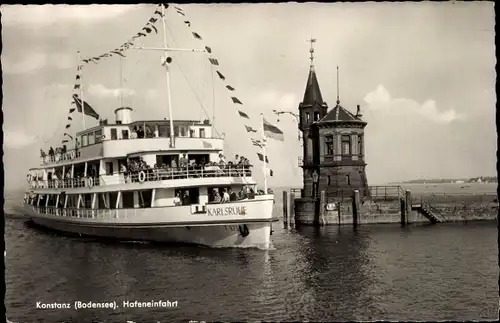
xmin=40 ymin=149 xmax=46 ymax=158
xmin=130 ymin=127 xmax=138 ymax=139
xmin=221 ymin=188 xmax=230 ymax=203
xmin=218 ymin=154 xmax=225 ymax=166
xmin=212 ymin=189 xmax=221 ymax=203
xmin=238 ymin=187 xmax=248 ymax=200
xmin=179 ymin=154 xmax=188 ymax=167
xmin=234 ymin=154 xmax=239 ymax=164
xmin=49 ymin=146 xmax=55 ymax=157
xmin=174 ymin=192 xmax=182 ymax=206
xmin=171 ymin=159 xmax=177 ymax=168
xmin=229 ymin=188 xmax=238 ymax=202
xmin=137 ymin=127 xmax=145 ymax=138
xmin=182 ymin=190 xmax=190 ymax=205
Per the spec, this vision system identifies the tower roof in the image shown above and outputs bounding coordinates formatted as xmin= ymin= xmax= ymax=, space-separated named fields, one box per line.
xmin=317 ymin=103 xmax=364 ymax=123
xmin=301 ymin=66 xmax=325 ymax=106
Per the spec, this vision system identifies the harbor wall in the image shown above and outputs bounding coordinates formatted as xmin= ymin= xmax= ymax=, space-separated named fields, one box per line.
xmin=292 ymin=193 xmax=498 ymax=226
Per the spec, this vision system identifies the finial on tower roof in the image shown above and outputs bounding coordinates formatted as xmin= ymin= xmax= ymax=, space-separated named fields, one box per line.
xmin=308 ymin=37 xmax=316 ymax=68
xmin=336 ymin=65 xmax=340 ymax=105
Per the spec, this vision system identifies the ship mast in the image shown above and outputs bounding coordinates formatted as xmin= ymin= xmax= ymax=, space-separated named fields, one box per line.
xmin=132 ymin=5 xmax=207 ymax=148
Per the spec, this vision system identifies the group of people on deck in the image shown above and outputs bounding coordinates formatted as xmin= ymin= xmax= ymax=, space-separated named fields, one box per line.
xmin=130 ymin=125 xmax=155 ymax=139
xmin=40 ymin=146 xmax=67 ymax=160
xmin=210 ymin=186 xmax=255 ymax=203
xmin=119 ymin=153 xmax=253 ymax=182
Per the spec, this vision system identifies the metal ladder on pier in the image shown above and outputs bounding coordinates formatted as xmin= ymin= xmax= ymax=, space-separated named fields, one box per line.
xmin=411 ymin=202 xmax=444 ymax=224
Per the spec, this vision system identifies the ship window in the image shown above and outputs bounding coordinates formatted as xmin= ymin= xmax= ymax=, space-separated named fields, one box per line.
xmin=105 ymin=162 xmax=114 ymax=175
xmin=174 ymin=126 xmax=179 ymax=137
xmin=122 ymin=129 xmax=129 ymax=139
xmin=122 ymin=191 xmax=134 ymax=208
xmin=158 ymin=125 xmax=168 ymax=137
xmin=81 ymin=135 xmax=88 ymax=146
xmin=199 ymin=128 xmax=206 ymax=138
xmin=189 ymin=129 xmax=195 ymax=138
xmin=95 ymin=129 xmax=103 ymax=143
xmin=180 ymin=127 xmax=186 ymax=137
xmin=325 ymin=135 xmax=334 ymax=156
xmin=83 ymin=194 xmax=92 ymax=208
xmin=88 ymin=132 xmax=95 ymax=145
xmin=110 ymin=128 xmax=118 ymax=140
xmin=306 ymin=112 xmax=310 ymax=123
xmin=314 ymin=112 xmax=319 ymax=121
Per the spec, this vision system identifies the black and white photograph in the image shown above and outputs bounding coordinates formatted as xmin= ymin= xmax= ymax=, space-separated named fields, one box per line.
xmin=2 ymin=2 xmax=497 ymax=322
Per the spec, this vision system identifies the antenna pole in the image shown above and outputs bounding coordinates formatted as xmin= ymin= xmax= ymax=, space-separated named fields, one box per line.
xmin=120 ymin=56 xmax=124 ymax=107
xmin=77 ymin=51 xmax=86 ymax=130
xmin=336 ymin=65 xmax=340 ymax=105
xmin=161 ymin=5 xmax=175 ymax=147
xmin=260 ymin=113 xmax=268 ymax=194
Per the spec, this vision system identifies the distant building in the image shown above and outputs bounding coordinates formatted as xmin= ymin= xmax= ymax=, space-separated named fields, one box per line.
xmin=455 ymin=180 xmax=465 ymax=184
xmin=297 ymin=44 xmax=369 ymax=199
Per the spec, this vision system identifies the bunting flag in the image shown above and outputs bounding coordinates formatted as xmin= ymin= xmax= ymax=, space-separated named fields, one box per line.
xmin=72 ymin=94 xmax=100 ymax=120
xmin=251 ymin=139 xmax=262 ymax=147
xmin=231 ymin=97 xmax=243 ymax=104
xmin=246 ymin=125 xmax=257 ymax=133
xmin=64 ymin=133 xmax=73 ymax=140
xmin=62 ymin=140 xmax=69 ymax=144
xmin=238 ymin=111 xmax=249 ymax=119
xmin=263 ymin=118 xmax=284 ymax=141
xmin=172 ymin=4 xmax=278 ymax=179
xmin=79 ymin=4 xmax=162 ymax=64
xmin=257 ymin=153 xmax=270 ymax=164
xmin=65 ymin=124 xmax=71 ymax=129
xmin=68 ymin=116 xmax=72 ymax=121
xmin=216 ymin=71 xmax=225 ymax=81
xmin=69 ymin=108 xmax=75 ymax=113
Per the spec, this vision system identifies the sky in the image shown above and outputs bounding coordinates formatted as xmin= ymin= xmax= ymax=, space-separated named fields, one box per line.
xmin=2 ymin=2 xmax=496 ymax=192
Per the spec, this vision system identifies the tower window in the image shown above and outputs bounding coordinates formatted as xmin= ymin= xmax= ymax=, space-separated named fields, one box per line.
xmin=328 ymin=175 xmax=331 ymax=186
xmin=341 ymin=135 xmax=351 ymax=155
xmin=306 ymin=112 xmax=310 ymax=123
xmin=346 ymin=174 xmax=351 ymax=186
xmin=358 ymin=134 xmax=363 ymax=156
xmin=325 ymin=135 xmax=334 ymax=156
xmin=314 ymin=112 xmax=319 ymax=121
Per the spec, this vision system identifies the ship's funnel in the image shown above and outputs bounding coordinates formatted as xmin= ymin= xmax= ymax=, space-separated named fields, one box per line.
xmin=114 ymin=107 xmax=133 ymax=124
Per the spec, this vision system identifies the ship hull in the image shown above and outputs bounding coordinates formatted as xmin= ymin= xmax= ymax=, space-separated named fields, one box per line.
xmin=22 ymin=197 xmax=276 ymax=249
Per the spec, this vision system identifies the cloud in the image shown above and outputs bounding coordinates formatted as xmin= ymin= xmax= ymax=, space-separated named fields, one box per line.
xmin=88 ymin=84 xmax=135 ymax=98
xmin=1 ymin=4 xmax=140 ymax=26
xmin=2 ymin=52 xmax=74 ymax=74
xmin=364 ymin=84 xmax=465 ymax=124
xmin=3 ymin=130 xmax=38 ymax=149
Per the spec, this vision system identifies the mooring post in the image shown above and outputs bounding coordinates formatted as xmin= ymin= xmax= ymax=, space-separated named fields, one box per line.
xmin=405 ymin=190 xmax=412 ymax=224
xmin=319 ymin=190 xmax=326 ymax=226
xmin=400 ymin=197 xmax=406 ymax=226
xmin=352 ymin=190 xmax=360 ymax=227
xmin=289 ymin=190 xmax=295 ymax=229
xmin=283 ymin=190 xmax=288 ymax=229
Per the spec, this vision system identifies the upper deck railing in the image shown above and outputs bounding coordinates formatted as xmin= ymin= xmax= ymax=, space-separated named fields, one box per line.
xmin=39 ymin=136 xmax=222 ymax=166
xmin=27 ymin=165 xmax=252 ymax=190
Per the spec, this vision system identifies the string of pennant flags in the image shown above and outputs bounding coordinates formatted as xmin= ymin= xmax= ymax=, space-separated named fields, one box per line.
xmin=172 ymin=4 xmax=284 ymax=177
xmin=62 ymin=4 xmax=168 ymax=145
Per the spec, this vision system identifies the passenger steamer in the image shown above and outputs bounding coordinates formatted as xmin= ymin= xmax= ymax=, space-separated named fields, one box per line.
xmin=22 ymin=4 xmax=277 ymax=249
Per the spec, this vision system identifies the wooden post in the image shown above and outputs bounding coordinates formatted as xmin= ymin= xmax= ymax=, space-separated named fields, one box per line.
xmin=282 ymin=190 xmax=288 ymax=229
xmin=400 ymin=196 xmax=406 ymax=226
xmin=352 ymin=190 xmax=360 ymax=227
xmin=405 ymin=190 xmax=412 ymax=224
xmin=319 ymin=190 xmax=326 ymax=226
xmin=289 ymin=190 xmax=295 ymax=229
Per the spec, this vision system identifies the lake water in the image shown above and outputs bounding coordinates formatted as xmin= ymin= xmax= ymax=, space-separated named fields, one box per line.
xmin=4 ymin=189 xmax=499 ymax=322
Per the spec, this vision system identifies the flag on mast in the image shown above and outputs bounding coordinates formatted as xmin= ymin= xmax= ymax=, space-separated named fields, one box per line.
xmin=263 ymin=118 xmax=284 ymax=141
xmin=72 ymin=94 xmax=100 ymax=120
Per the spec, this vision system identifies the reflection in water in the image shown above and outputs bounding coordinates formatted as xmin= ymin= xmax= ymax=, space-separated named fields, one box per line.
xmin=5 ymin=217 xmax=498 ymax=322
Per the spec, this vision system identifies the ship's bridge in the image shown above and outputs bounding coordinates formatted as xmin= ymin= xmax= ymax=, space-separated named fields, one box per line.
xmin=39 ymin=107 xmax=224 ymax=167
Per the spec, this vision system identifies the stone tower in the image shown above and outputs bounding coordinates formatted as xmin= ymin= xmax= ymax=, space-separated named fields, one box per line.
xmin=298 ymin=38 xmax=328 ymax=198
xmin=298 ymin=46 xmax=369 ymax=199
